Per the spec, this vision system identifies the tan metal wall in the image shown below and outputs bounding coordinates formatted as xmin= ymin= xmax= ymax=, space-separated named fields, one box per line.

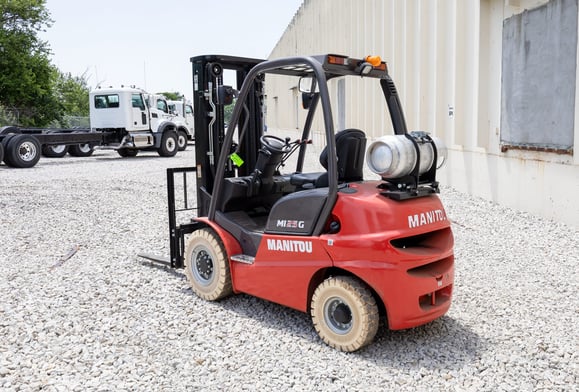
xmin=266 ymin=0 xmax=579 ymax=228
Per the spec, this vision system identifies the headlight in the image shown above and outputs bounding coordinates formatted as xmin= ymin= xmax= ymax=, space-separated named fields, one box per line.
xmin=366 ymin=133 xmax=447 ymax=180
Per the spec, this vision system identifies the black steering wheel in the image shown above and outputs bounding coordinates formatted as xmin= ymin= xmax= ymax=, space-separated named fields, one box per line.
xmin=260 ymin=134 xmax=292 ymax=154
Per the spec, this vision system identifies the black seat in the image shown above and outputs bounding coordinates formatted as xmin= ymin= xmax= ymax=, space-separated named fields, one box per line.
xmin=291 ymin=129 xmax=366 ymax=188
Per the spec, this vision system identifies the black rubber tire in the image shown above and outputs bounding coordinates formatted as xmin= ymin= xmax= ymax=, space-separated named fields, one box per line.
xmin=177 ymin=130 xmax=188 ymax=151
xmin=1 ymin=135 xmax=15 ymax=164
xmin=310 ymin=276 xmax=379 ymax=352
xmin=4 ymin=134 xmax=41 ymax=168
xmin=0 ymin=142 xmax=4 ymax=165
xmin=68 ymin=143 xmax=94 ymax=157
xmin=41 ymin=144 xmax=69 ymax=158
xmin=157 ymin=130 xmax=178 ymax=157
xmin=0 ymin=126 xmax=20 ymax=135
xmin=117 ymin=148 xmax=138 ymax=157
xmin=184 ymin=228 xmax=232 ymax=301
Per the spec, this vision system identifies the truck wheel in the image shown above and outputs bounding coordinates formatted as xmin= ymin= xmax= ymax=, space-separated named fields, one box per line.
xmin=1 ymin=134 xmax=15 ymax=164
xmin=69 ymin=143 xmax=94 ymax=157
xmin=177 ymin=130 xmax=188 ymax=151
xmin=0 ymin=142 xmax=4 ymax=165
xmin=310 ymin=276 xmax=379 ymax=352
xmin=0 ymin=126 xmax=20 ymax=135
xmin=184 ymin=228 xmax=232 ymax=301
xmin=4 ymin=134 xmax=41 ymax=168
xmin=157 ymin=130 xmax=178 ymax=157
xmin=117 ymin=148 xmax=138 ymax=157
xmin=41 ymin=144 xmax=69 ymax=158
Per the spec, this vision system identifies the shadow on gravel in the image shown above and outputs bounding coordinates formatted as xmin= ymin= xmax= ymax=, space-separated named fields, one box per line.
xmin=216 ymin=293 xmax=484 ymax=370
xmin=360 ymin=316 xmax=485 ymax=370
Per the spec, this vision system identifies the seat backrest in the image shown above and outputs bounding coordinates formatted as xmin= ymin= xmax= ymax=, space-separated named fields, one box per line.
xmin=319 ymin=128 xmax=367 ymax=183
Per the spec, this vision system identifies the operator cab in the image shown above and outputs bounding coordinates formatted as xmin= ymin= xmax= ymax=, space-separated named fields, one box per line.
xmin=191 ymin=54 xmax=447 ymax=258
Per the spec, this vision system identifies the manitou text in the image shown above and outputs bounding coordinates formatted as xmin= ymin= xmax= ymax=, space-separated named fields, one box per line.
xmin=408 ymin=209 xmax=447 ymax=228
xmin=267 ymin=239 xmax=313 ymax=253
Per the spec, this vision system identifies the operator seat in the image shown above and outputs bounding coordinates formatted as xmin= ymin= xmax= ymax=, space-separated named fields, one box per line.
xmin=290 ymin=128 xmax=367 ymax=188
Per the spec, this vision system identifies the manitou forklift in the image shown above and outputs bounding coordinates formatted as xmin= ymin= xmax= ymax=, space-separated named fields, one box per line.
xmin=142 ymin=54 xmax=454 ymax=352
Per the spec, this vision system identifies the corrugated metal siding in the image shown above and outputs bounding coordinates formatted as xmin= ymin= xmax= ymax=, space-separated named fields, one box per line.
xmin=265 ymin=0 xmax=579 ymax=229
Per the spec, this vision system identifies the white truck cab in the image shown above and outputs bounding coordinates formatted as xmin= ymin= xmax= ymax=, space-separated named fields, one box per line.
xmin=168 ymin=99 xmax=195 ymax=148
xmin=89 ymin=86 xmax=179 ymax=157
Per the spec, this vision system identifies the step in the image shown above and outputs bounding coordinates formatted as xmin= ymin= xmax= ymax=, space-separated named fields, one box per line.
xmin=230 ymin=254 xmax=255 ymax=265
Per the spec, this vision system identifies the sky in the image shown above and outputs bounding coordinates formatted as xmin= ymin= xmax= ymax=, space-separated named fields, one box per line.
xmin=41 ymin=0 xmax=303 ymax=97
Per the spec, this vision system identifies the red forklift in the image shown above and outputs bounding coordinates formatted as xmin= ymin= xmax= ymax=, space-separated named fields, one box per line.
xmin=141 ymin=54 xmax=454 ymax=352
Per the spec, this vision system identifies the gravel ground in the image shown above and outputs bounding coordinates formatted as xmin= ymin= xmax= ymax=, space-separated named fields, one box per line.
xmin=0 ymin=146 xmax=578 ymax=391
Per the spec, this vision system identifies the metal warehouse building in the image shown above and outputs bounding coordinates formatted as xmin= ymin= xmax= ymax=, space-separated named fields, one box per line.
xmin=266 ymin=0 xmax=579 ymax=229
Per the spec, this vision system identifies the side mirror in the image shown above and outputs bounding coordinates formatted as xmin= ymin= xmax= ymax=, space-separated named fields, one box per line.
xmin=217 ymin=85 xmax=236 ymax=105
xmin=298 ymin=76 xmax=316 ymax=93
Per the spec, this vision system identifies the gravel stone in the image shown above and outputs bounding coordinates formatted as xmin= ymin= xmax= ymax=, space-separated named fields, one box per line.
xmin=0 ymin=147 xmax=578 ymax=391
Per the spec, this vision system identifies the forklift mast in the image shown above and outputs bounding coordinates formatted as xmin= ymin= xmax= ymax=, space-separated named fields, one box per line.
xmin=191 ymin=55 xmax=265 ymax=216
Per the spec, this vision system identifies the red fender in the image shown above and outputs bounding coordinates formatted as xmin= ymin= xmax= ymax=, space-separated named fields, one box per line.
xmin=193 ymin=217 xmax=243 ymax=258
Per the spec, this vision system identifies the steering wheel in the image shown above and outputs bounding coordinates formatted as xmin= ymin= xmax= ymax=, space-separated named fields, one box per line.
xmin=260 ymin=135 xmax=292 ymax=154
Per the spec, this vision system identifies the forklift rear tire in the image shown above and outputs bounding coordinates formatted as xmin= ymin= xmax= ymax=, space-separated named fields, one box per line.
xmin=177 ymin=131 xmax=188 ymax=151
xmin=158 ymin=130 xmax=178 ymax=157
xmin=310 ymin=276 xmax=379 ymax=352
xmin=184 ymin=228 xmax=233 ymax=301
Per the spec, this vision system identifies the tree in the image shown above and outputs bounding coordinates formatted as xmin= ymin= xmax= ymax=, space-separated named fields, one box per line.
xmin=0 ymin=0 xmax=61 ymax=126
xmin=157 ymin=91 xmax=183 ymax=101
xmin=55 ymin=70 xmax=90 ymax=116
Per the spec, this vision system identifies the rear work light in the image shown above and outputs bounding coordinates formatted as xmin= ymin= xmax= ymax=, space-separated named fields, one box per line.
xmin=366 ymin=132 xmax=447 ymax=180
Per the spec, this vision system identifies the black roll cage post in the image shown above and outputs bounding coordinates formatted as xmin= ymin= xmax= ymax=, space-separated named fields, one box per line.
xmin=295 ymin=92 xmax=320 ymax=173
xmin=380 ymin=77 xmax=408 ymax=136
xmin=208 ymin=56 xmax=338 ymax=237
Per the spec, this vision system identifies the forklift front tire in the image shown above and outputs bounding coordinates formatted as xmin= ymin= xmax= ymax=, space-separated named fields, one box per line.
xmin=310 ymin=276 xmax=379 ymax=352
xmin=184 ymin=228 xmax=233 ymax=301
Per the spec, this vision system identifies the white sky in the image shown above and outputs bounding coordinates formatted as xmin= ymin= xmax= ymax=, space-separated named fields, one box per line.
xmin=41 ymin=0 xmax=303 ymax=96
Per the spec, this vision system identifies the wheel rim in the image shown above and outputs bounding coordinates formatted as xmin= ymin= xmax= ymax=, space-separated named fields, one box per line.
xmin=50 ymin=145 xmax=67 ymax=154
xmin=323 ymin=296 xmax=353 ymax=334
xmin=166 ymin=137 xmax=176 ymax=152
xmin=191 ymin=246 xmax=214 ymax=285
xmin=78 ymin=144 xmax=91 ymax=153
xmin=178 ymin=134 xmax=186 ymax=148
xmin=18 ymin=142 xmax=38 ymax=162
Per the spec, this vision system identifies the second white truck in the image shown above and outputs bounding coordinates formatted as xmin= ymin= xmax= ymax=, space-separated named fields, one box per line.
xmin=168 ymin=99 xmax=194 ymax=148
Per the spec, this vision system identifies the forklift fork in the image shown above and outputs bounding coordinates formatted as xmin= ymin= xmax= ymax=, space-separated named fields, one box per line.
xmin=139 ymin=167 xmax=201 ymax=268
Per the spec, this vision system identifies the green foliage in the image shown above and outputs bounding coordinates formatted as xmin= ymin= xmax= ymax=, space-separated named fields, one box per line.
xmin=157 ymin=91 xmax=183 ymax=101
xmin=0 ymin=0 xmax=62 ymax=126
xmin=55 ymin=70 xmax=89 ymax=116
xmin=47 ymin=70 xmax=90 ymax=127
xmin=223 ymin=98 xmax=236 ymax=124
